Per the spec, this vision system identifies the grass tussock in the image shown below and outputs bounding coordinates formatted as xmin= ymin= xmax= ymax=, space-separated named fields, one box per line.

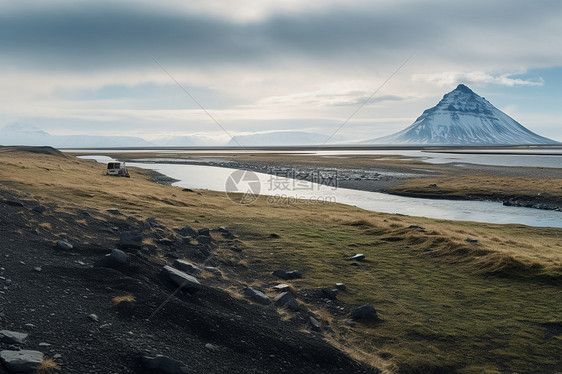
xmin=111 ymin=294 xmax=135 ymax=307
xmin=34 ymin=358 xmax=60 ymax=374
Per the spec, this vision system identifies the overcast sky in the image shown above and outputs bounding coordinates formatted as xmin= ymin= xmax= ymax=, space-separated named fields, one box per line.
xmin=1 ymin=0 xmax=561 ymax=143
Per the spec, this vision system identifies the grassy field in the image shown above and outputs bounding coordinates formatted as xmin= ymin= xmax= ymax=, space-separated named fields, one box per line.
xmin=1 ymin=148 xmax=561 ymax=373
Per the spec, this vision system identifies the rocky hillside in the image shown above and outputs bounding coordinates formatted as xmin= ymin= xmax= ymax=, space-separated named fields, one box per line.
xmin=0 ymin=187 xmax=377 ymax=373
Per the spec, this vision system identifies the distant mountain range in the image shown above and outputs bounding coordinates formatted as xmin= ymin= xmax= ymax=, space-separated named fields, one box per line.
xmin=365 ymin=84 xmax=558 ymax=145
xmin=227 ymin=131 xmax=331 ymax=146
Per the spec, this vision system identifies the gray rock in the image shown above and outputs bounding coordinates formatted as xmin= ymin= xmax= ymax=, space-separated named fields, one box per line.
xmin=205 ymin=343 xmax=218 ymax=352
xmin=173 ymin=260 xmax=202 ymax=274
xmin=32 ymin=206 xmax=46 ymax=213
xmin=335 ymin=283 xmax=346 ymax=291
xmin=176 ymin=225 xmax=198 ymax=238
xmin=466 ymin=238 xmax=478 ymax=243
xmin=350 ymin=305 xmax=378 ymax=321
xmin=145 ymin=217 xmax=162 ymax=229
xmin=274 ymin=292 xmax=299 ymax=311
xmin=320 ymin=288 xmax=338 ymax=300
xmin=272 ymin=269 xmax=302 ymax=280
xmin=198 ymin=228 xmax=211 ymax=237
xmin=120 ymin=231 xmax=143 ymax=249
xmin=33 ymin=267 xmax=41 ymax=272
xmin=0 ymin=330 xmax=28 ymax=344
xmin=2 ymin=200 xmax=24 ymax=207
xmin=0 ymin=350 xmax=44 ymax=372
xmin=427 ymin=183 xmax=438 ymax=188
xmin=161 ymin=266 xmax=202 ymax=291
xmin=106 ymin=208 xmax=121 ymax=215
xmin=408 ymin=225 xmax=425 ymax=230
xmin=273 ymin=283 xmax=291 ymax=292
xmin=141 ymin=355 xmax=189 ymax=374
xmin=94 ymin=249 xmax=130 ymax=270
xmin=309 ymin=316 xmax=321 ymax=331
xmin=196 ymin=235 xmax=212 ymax=245
xmin=56 ymin=240 xmax=73 ymax=251
xmin=244 ymin=287 xmax=270 ymax=305
xmin=349 ymin=254 xmax=365 ymax=261
xmin=88 ymin=314 xmax=99 ymax=322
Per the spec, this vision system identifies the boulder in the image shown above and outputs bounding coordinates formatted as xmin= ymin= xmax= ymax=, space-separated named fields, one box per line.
xmin=120 ymin=231 xmax=143 ymax=249
xmin=272 ymin=270 xmax=302 ymax=280
xmin=0 ymin=330 xmax=28 ymax=344
xmin=204 ymin=267 xmax=222 ymax=277
xmin=274 ymin=292 xmax=299 ymax=311
xmin=144 ymin=217 xmax=162 ymax=229
xmin=32 ymin=206 xmax=46 ymax=213
xmin=161 ymin=266 xmax=202 ymax=291
xmin=198 ymin=228 xmax=211 ymax=237
xmin=309 ymin=316 xmax=321 ymax=332
xmin=466 ymin=238 xmax=478 ymax=243
xmin=196 ymin=235 xmax=212 ymax=245
xmin=320 ymin=288 xmax=338 ymax=300
xmin=106 ymin=208 xmax=121 ymax=215
xmin=243 ymin=287 xmax=270 ymax=305
xmin=56 ymin=240 xmax=73 ymax=251
xmin=141 ymin=355 xmax=189 ymax=374
xmin=350 ymin=305 xmax=378 ymax=321
xmin=176 ymin=225 xmax=198 ymax=238
xmin=0 ymin=350 xmax=44 ymax=373
xmin=94 ymin=249 xmax=130 ymax=270
xmin=335 ymin=283 xmax=347 ymax=291
xmin=2 ymin=200 xmax=24 ymax=207
xmin=349 ymin=254 xmax=365 ymax=261
xmin=273 ymin=283 xmax=291 ymax=292
xmin=173 ymin=260 xmax=202 ymax=274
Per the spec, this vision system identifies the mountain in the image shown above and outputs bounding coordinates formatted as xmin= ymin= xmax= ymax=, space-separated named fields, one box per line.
xmin=0 ymin=124 xmax=154 ymax=148
xmin=227 ymin=131 xmax=332 ymax=146
xmin=366 ymin=84 xmax=558 ymax=145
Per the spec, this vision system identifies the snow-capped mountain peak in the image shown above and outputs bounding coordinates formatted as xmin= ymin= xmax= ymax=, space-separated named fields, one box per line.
xmin=368 ymin=84 xmax=558 ymax=145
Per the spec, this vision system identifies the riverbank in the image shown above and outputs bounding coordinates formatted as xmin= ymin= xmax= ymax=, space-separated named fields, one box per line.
xmin=107 ymin=151 xmax=562 ymax=211
xmin=2 ymin=146 xmax=562 ymax=373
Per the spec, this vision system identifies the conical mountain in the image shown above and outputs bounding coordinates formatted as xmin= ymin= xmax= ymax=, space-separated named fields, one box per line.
xmin=370 ymin=84 xmax=558 ymax=145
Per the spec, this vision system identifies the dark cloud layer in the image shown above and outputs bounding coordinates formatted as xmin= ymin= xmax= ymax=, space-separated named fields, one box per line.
xmin=1 ymin=1 xmax=560 ymax=72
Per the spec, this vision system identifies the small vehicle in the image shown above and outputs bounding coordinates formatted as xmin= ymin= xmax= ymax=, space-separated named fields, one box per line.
xmin=106 ymin=162 xmax=130 ymax=177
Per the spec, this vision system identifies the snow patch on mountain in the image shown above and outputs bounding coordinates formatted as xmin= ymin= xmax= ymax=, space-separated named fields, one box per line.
xmin=366 ymin=84 xmax=558 ymax=145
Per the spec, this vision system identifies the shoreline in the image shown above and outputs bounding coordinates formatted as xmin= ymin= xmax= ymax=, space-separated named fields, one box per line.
xmin=123 ymin=157 xmax=562 ymax=212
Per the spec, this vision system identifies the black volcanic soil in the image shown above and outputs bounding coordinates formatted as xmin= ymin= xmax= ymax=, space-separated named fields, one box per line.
xmin=0 ymin=187 xmax=376 ymax=374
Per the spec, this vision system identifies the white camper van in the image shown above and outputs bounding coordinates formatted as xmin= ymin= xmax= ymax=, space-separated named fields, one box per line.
xmin=106 ymin=162 xmax=130 ymax=177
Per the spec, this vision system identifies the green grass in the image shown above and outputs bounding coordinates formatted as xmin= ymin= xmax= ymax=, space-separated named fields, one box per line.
xmin=1 ymin=148 xmax=561 ymax=373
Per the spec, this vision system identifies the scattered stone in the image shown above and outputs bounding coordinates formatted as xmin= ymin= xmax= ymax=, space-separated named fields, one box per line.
xmin=94 ymin=249 xmax=130 ymax=270
xmin=198 ymin=228 xmax=211 ymax=237
xmin=88 ymin=314 xmax=99 ymax=322
xmin=56 ymin=240 xmax=73 ymax=251
xmin=269 ymin=233 xmax=280 ymax=238
xmin=349 ymin=254 xmax=365 ymax=261
xmin=335 ymin=283 xmax=346 ymax=291
xmin=32 ymin=206 xmax=46 ymax=213
xmin=172 ymin=259 xmax=202 ymax=274
xmin=0 ymin=350 xmax=44 ymax=373
xmin=350 ymin=305 xmax=378 ymax=321
xmin=115 ymin=300 xmax=136 ymax=315
xmin=466 ymin=238 xmax=478 ymax=243
xmin=0 ymin=330 xmax=28 ymax=344
xmin=106 ymin=208 xmax=121 ymax=215
xmin=2 ymin=199 xmax=24 ymax=207
xmin=120 ymin=231 xmax=143 ymax=249
xmin=408 ymin=225 xmax=425 ymax=230
xmin=145 ymin=217 xmax=162 ymax=229
xmin=309 ymin=316 xmax=321 ymax=331
xmin=321 ymin=288 xmax=338 ymax=300
xmin=182 ymin=188 xmax=193 ymax=192
xmin=230 ymin=246 xmax=242 ymax=252
xmin=205 ymin=343 xmax=218 ymax=352
xmin=38 ymin=342 xmax=51 ymax=347
xmin=217 ymin=226 xmax=229 ymax=233
xmin=204 ymin=267 xmax=222 ymax=277
xmin=33 ymin=267 xmax=41 ymax=272
xmin=272 ymin=269 xmax=302 ymax=280
xmin=4 ymin=279 xmax=12 ymax=286
xmin=176 ymin=225 xmax=198 ymax=238
xmin=156 ymin=238 xmax=174 ymax=246
xmin=427 ymin=184 xmax=438 ymax=188
xmin=141 ymin=355 xmax=189 ymax=374
xmin=161 ymin=266 xmax=202 ymax=291
xmin=243 ymin=287 xmax=270 ymax=305
xmin=273 ymin=284 xmax=291 ymax=292
xmin=53 ymin=354 xmax=62 ymax=359
xmin=274 ymin=292 xmax=299 ymax=311
xmin=196 ymin=235 xmax=212 ymax=245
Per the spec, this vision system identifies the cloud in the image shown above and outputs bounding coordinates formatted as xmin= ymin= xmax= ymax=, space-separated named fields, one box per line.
xmin=412 ymin=71 xmax=545 ymax=87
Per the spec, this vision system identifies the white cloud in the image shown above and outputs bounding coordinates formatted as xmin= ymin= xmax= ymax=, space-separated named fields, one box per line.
xmin=412 ymin=71 xmax=544 ymax=87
